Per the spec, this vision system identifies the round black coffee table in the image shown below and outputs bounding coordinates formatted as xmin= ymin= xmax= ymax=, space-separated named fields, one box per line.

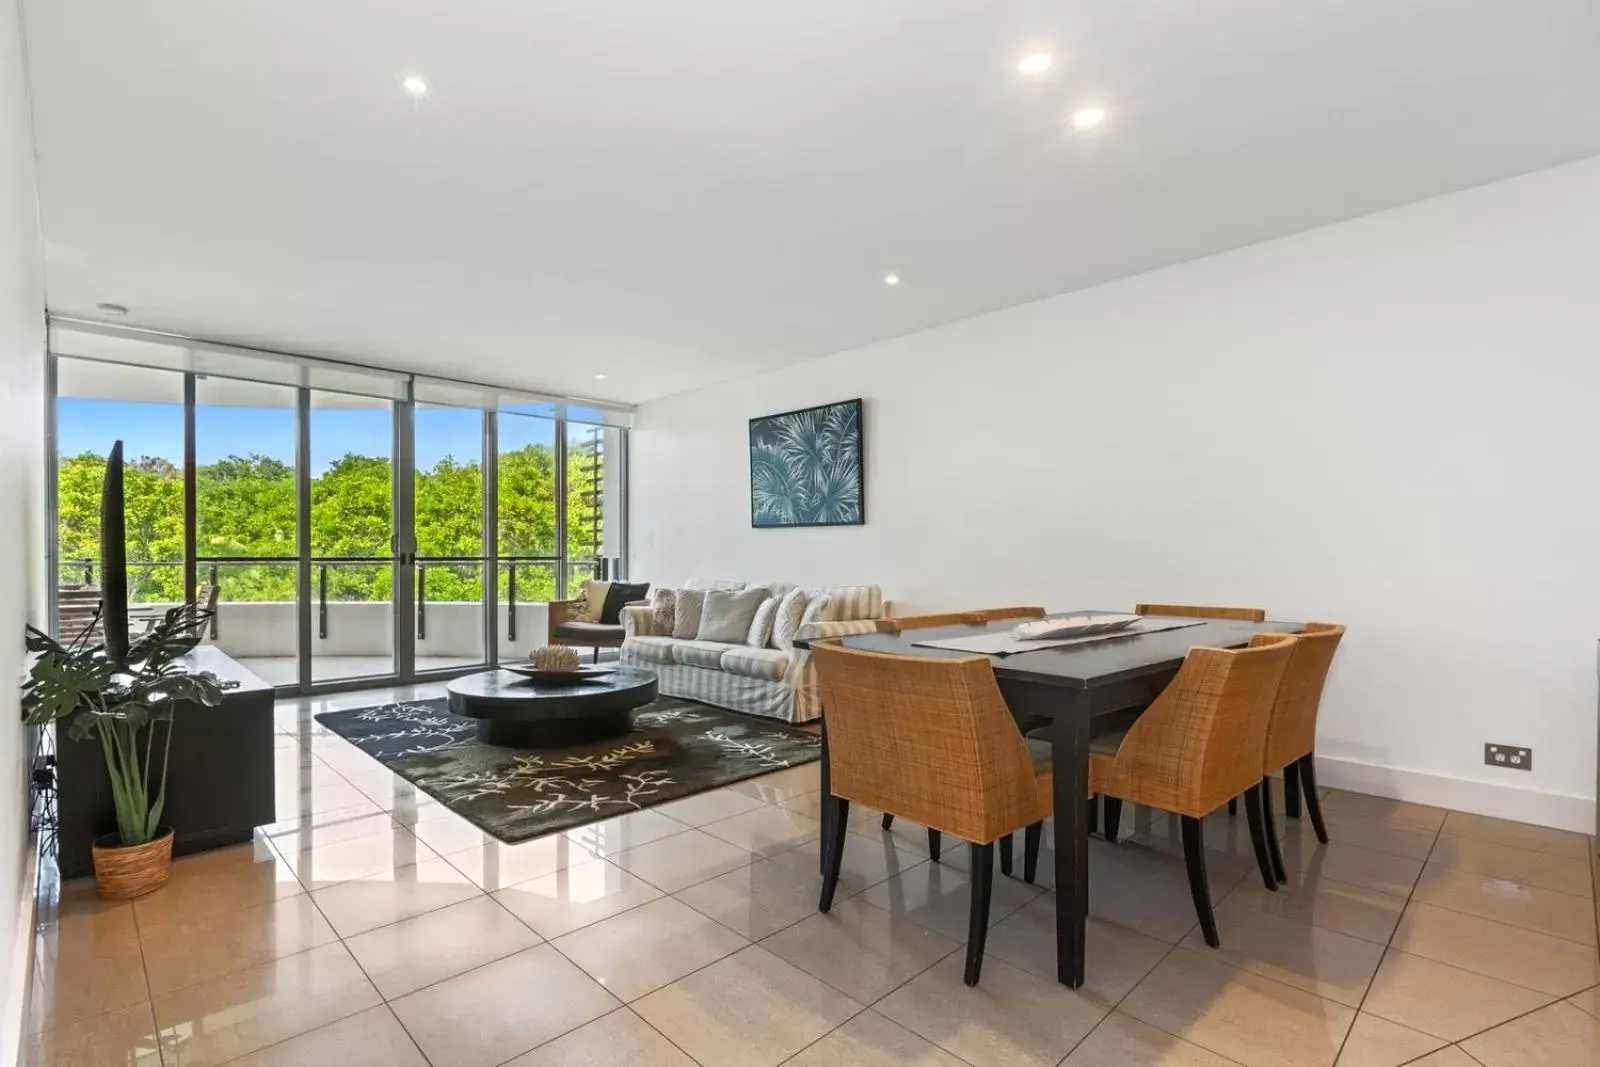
xmin=447 ymin=667 xmax=659 ymax=747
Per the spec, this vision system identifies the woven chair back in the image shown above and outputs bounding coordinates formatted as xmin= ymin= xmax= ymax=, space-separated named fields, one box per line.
xmin=1135 ymin=603 xmax=1267 ymax=622
xmin=1262 ymin=623 xmax=1345 ymax=773
xmin=811 ymin=641 xmax=1041 ymax=844
xmin=1094 ymin=634 xmax=1294 ymax=817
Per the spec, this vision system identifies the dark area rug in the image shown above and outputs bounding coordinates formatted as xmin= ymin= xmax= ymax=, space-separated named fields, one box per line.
xmin=314 ymin=697 xmax=821 ymax=844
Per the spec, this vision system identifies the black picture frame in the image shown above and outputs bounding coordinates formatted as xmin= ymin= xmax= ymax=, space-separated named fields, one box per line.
xmin=748 ymin=398 xmax=865 ymax=528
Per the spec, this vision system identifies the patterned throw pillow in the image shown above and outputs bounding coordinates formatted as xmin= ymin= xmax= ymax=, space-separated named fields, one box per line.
xmin=746 ymin=596 xmax=779 ymax=647
xmin=672 ymin=588 xmax=707 ymax=640
xmin=798 ymin=594 xmax=834 ymax=631
xmin=649 ymin=588 xmax=676 ymax=635
xmin=769 ymin=588 xmax=809 ymax=651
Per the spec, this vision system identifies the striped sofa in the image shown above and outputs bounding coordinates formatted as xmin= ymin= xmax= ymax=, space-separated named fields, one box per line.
xmin=619 ymin=580 xmax=887 ymax=723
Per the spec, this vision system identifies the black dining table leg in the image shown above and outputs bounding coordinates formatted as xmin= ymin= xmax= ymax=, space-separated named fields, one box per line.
xmin=818 ymin=716 xmax=832 ymax=875
xmin=1051 ymin=698 xmax=1091 ymax=988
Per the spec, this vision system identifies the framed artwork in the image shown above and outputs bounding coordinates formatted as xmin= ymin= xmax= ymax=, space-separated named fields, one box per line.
xmin=749 ymin=398 xmax=864 ymax=528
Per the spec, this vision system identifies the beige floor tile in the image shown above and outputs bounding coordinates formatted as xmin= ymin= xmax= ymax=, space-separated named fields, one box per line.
xmin=1409 ymin=864 xmax=1596 ymax=945
xmin=552 ymin=895 xmax=749 ymax=1001
xmin=561 ymin=808 xmax=691 ymax=857
xmin=1406 ymin=1048 xmax=1481 ymax=1066
xmin=760 ymin=894 xmax=958 ymax=1004
xmin=1063 ymin=1011 xmax=1244 ymax=1066
xmin=653 ymin=786 xmax=770 ymax=826
xmin=1461 ymin=999 xmax=1600 ymax=1066
xmin=767 ymin=829 xmax=930 ymax=896
xmin=344 ymin=895 xmax=541 ymax=998
xmin=1439 ymin=812 xmax=1591 ymax=860
xmin=1085 ymin=845 xmax=1231 ymax=944
xmin=1361 ymin=949 xmax=1554 ymax=1041
xmin=676 ymin=856 xmax=837 ymax=939
xmin=726 ymin=763 xmax=821 ymax=804
xmin=858 ymin=856 xmax=1041 ymax=943
xmin=1391 ymin=902 xmax=1600 ymax=997
xmin=224 ymin=1005 xmax=429 ymax=1066
xmin=1569 ymin=986 xmax=1600 ymax=1019
xmin=1282 ymin=811 xmax=1439 ymax=862
xmin=611 ymin=827 xmax=756 ymax=892
xmin=1291 ymin=843 xmax=1424 ymax=898
xmin=783 ymin=1009 xmax=968 ymax=1067
xmin=310 ymin=855 xmax=485 ymax=937
xmin=776 ymin=789 xmax=825 ymax=820
xmin=151 ymin=943 xmax=381 ymax=1067
xmin=1427 ymin=836 xmax=1595 ymax=898
xmin=30 ymin=903 xmax=147 ymax=1032
xmin=877 ymin=953 xmax=1108 ymax=1067
xmin=631 ymin=945 xmax=862 ymax=1067
xmin=390 ymin=945 xmax=619 ymax=1067
xmin=1223 ymin=875 xmax=1407 ymax=945
xmin=1333 ymin=1011 xmax=1447 ymax=1067
xmin=131 ymin=841 xmax=305 ymax=928
xmin=985 ymin=895 xmax=1172 ymax=1006
xmin=139 ymin=893 xmax=339 ymax=995
xmin=256 ymin=801 xmax=386 ymax=839
xmin=494 ymin=856 xmax=663 ymax=938
xmin=272 ymin=824 xmax=440 ymax=889
xmin=406 ymin=811 xmax=518 ymax=854
xmin=701 ymin=804 xmax=821 ymax=857
xmin=29 ymin=1003 xmax=165 ymax=1066
xmin=275 ymin=778 xmax=375 ymax=817
xmin=443 ymin=834 xmax=604 ymax=891
xmin=846 ymin=807 xmax=939 ymax=857
xmin=504 ymin=1007 xmax=696 ymax=1066
xmin=1120 ymin=946 xmax=1356 ymax=1067
xmin=1183 ymin=897 xmax=1386 ymax=1007
xmin=1319 ymin=792 xmax=1447 ymax=832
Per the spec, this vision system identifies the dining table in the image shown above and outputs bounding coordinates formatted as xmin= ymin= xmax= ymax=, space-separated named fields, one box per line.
xmin=796 ymin=611 xmax=1304 ymax=989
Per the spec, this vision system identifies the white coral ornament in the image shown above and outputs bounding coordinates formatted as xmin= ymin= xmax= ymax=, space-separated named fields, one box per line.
xmin=529 ymin=645 xmax=581 ymax=672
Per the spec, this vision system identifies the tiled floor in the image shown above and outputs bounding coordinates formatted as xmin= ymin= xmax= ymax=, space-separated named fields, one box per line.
xmin=29 ymin=682 xmax=1600 ymax=1066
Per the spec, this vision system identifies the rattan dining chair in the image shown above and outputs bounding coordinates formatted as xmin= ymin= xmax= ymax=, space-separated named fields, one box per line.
xmin=1070 ymin=634 xmax=1295 ymax=947
xmin=811 ymin=640 xmax=1051 ymax=986
xmin=1134 ymin=603 xmax=1267 ymax=622
xmin=873 ymin=606 xmax=1047 ymax=860
xmin=1255 ymin=623 xmax=1346 ymax=882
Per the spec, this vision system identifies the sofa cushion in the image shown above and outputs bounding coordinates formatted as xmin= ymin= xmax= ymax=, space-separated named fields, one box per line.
xmin=720 ymin=646 xmax=790 ymax=682
xmin=798 ymin=594 xmax=833 ymax=631
xmin=574 ymin=580 xmax=610 ymax=623
xmin=648 ymin=588 xmax=676 ymax=635
xmin=553 ymin=621 xmax=625 ymax=643
xmin=746 ymin=596 xmax=779 ymax=647
xmin=600 ymin=582 xmax=651 ymax=624
xmin=672 ymin=639 xmax=740 ymax=669
xmin=815 ymin=585 xmax=882 ymax=622
xmin=770 ymin=588 xmax=809 ymax=651
xmin=672 ymin=589 xmax=707 ymax=639
xmin=697 ymin=587 xmax=768 ymax=643
xmin=627 ymin=635 xmax=682 ymax=665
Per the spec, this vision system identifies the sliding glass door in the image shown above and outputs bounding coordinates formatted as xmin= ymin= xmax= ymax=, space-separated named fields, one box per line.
xmin=49 ymin=332 xmax=630 ymax=695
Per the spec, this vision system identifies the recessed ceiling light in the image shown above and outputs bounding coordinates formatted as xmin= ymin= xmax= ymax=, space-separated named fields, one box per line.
xmin=96 ymin=302 xmax=128 ymax=317
xmin=1017 ymin=53 xmax=1053 ymax=76
xmin=1070 ymin=106 xmax=1107 ymax=130
xmin=402 ymin=75 xmax=429 ymax=96
xmin=883 ymin=273 xmax=901 ymax=287
xmin=593 ymin=373 xmax=607 ymax=381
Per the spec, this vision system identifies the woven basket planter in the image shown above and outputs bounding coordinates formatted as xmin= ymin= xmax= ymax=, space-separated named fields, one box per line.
xmin=91 ymin=827 xmax=174 ymax=900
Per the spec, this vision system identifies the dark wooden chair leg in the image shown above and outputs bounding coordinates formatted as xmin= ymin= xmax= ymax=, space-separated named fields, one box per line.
xmin=1299 ymin=754 xmax=1329 ymax=844
xmin=1180 ymin=816 xmax=1220 ymax=948
xmin=1102 ymin=797 xmax=1123 ymax=843
xmin=928 ymin=829 xmax=942 ymax=862
xmin=999 ymin=833 xmax=1014 ymax=877
xmin=1284 ymin=761 xmax=1302 ymax=820
xmin=881 ymin=813 xmax=894 ymax=831
xmin=1227 ymin=797 xmax=1238 ymax=817
xmin=964 ymin=841 xmax=995 ymax=986
xmin=1022 ymin=821 xmax=1042 ymax=883
xmin=1242 ymin=784 xmax=1280 ymax=892
xmin=1087 ymin=795 xmax=1099 ymax=837
xmin=1259 ymin=776 xmax=1288 ymax=885
xmin=819 ymin=796 xmax=850 ymax=912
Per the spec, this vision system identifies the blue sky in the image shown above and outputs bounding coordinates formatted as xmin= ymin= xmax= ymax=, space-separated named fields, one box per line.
xmin=58 ymin=399 xmax=556 ymax=473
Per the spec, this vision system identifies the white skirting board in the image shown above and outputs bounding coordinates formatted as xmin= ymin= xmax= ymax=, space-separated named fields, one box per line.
xmin=1317 ymin=755 xmax=1596 ymax=836
xmin=1 ymin=837 xmax=37 ymax=1067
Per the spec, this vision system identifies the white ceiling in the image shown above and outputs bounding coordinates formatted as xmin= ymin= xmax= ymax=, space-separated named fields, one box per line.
xmin=22 ymin=1 xmax=1600 ymax=405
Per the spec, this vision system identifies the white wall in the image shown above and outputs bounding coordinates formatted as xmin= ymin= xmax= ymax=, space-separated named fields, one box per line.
xmin=0 ymin=0 xmax=45 ymax=1058
xmin=631 ymin=156 xmax=1600 ymax=833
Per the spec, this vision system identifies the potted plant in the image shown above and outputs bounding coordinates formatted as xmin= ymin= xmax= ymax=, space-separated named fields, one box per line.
xmin=21 ymin=441 xmax=233 ymax=899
